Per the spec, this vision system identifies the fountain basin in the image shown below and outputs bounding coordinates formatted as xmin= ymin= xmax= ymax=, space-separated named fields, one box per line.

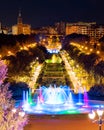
xmin=18 ymin=85 xmax=104 ymax=115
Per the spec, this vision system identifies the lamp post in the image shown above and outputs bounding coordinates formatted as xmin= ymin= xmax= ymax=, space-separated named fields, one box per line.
xmin=88 ymin=109 xmax=104 ymax=130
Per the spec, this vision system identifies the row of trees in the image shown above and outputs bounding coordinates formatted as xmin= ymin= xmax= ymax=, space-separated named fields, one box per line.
xmin=0 ymin=33 xmax=37 ymax=47
xmin=3 ymin=44 xmax=50 ymax=83
xmin=64 ymin=44 xmax=104 ymax=84
xmin=0 ymin=34 xmax=37 ymax=57
xmin=62 ymin=33 xmax=90 ymax=49
xmin=0 ymin=33 xmax=50 ymax=58
xmin=0 ymin=33 xmax=52 ymax=94
xmin=63 ymin=43 xmax=104 ymax=96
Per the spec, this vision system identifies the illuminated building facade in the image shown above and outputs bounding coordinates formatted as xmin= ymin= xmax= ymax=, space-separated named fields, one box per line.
xmin=89 ymin=25 xmax=104 ymax=42
xmin=66 ymin=22 xmax=96 ymax=35
xmin=0 ymin=22 xmax=8 ymax=34
xmin=12 ymin=12 xmax=31 ymax=35
xmin=66 ymin=22 xmax=104 ymax=42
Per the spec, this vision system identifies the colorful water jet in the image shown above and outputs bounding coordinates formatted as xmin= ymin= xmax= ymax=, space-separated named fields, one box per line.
xmin=21 ymin=85 xmax=103 ymax=115
xmin=38 ymin=85 xmax=71 ymax=105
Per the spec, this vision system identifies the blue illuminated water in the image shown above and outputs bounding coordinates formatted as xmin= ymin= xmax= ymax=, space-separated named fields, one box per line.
xmin=18 ymin=85 xmax=104 ymax=115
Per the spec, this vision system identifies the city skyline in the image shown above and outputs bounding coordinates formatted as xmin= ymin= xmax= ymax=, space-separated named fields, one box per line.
xmin=0 ymin=0 xmax=103 ymax=28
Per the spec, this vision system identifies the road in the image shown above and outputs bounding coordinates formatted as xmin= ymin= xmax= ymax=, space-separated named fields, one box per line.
xmin=24 ymin=114 xmax=104 ymax=130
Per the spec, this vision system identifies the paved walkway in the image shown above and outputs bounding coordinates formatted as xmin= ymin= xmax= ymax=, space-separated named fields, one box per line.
xmin=24 ymin=114 xmax=104 ymax=130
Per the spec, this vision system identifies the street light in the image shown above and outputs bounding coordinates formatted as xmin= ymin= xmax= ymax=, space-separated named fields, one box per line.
xmin=12 ymin=108 xmax=25 ymax=117
xmin=88 ymin=108 xmax=104 ymax=130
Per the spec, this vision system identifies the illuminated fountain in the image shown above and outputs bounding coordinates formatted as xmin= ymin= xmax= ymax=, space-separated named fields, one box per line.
xmin=39 ymin=85 xmax=70 ymax=105
xmin=21 ymin=85 xmax=104 ymax=115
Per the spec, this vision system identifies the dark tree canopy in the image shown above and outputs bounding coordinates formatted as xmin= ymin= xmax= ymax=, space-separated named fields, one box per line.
xmin=62 ymin=33 xmax=90 ymax=49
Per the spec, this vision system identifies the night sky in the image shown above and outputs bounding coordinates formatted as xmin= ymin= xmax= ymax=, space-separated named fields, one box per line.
xmin=0 ymin=0 xmax=103 ymax=28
